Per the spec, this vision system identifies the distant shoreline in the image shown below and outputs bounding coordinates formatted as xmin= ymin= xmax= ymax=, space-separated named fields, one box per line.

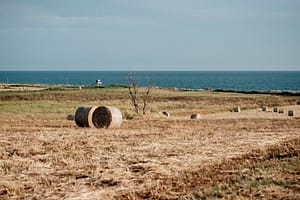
xmin=1 ymin=83 xmax=300 ymax=96
xmin=0 ymin=71 xmax=300 ymax=91
xmin=1 ymin=71 xmax=299 ymax=91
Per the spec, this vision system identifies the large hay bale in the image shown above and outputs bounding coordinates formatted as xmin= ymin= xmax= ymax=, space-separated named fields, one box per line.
xmin=288 ymin=110 xmax=295 ymax=116
xmin=190 ymin=113 xmax=200 ymax=119
xmin=87 ymin=106 xmax=100 ymax=128
xmin=233 ymin=107 xmax=241 ymax=112
xmin=75 ymin=106 xmax=93 ymax=127
xmin=92 ymin=106 xmax=122 ymax=128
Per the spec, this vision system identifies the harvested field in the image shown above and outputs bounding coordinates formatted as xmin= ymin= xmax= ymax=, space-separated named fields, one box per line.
xmin=0 ymin=86 xmax=299 ymax=199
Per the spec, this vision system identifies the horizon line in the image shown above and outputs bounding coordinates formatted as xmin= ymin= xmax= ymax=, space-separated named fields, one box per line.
xmin=1 ymin=69 xmax=300 ymax=72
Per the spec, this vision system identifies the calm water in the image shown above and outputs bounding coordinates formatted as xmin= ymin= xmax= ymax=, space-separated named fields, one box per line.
xmin=0 ymin=71 xmax=299 ymax=91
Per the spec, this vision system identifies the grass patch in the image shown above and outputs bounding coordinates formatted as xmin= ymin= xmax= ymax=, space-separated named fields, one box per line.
xmin=0 ymin=101 xmax=79 ymax=120
xmin=184 ymin=140 xmax=300 ymax=199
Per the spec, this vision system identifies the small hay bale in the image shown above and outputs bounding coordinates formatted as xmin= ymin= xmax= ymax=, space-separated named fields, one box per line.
xmin=67 ymin=114 xmax=75 ymax=121
xmin=162 ymin=111 xmax=170 ymax=117
xmin=288 ymin=110 xmax=295 ymax=116
xmin=75 ymin=106 xmax=93 ymax=127
xmin=190 ymin=113 xmax=200 ymax=119
xmin=273 ymin=107 xmax=279 ymax=112
xmin=92 ymin=106 xmax=122 ymax=128
xmin=233 ymin=107 xmax=241 ymax=112
xmin=262 ymin=106 xmax=268 ymax=112
xmin=278 ymin=108 xmax=284 ymax=114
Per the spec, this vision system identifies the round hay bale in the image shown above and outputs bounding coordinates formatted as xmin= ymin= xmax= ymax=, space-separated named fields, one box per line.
xmin=278 ymin=108 xmax=284 ymax=114
xmin=75 ymin=106 xmax=93 ymax=127
xmin=273 ymin=107 xmax=278 ymax=112
xmin=162 ymin=111 xmax=170 ymax=117
xmin=67 ymin=114 xmax=75 ymax=121
xmin=190 ymin=113 xmax=200 ymax=119
xmin=87 ymin=106 xmax=100 ymax=128
xmin=233 ymin=107 xmax=241 ymax=112
xmin=92 ymin=106 xmax=122 ymax=128
xmin=262 ymin=106 xmax=268 ymax=112
xmin=288 ymin=110 xmax=295 ymax=116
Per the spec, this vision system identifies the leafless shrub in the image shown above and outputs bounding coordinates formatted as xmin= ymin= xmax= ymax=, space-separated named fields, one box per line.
xmin=128 ymin=73 xmax=140 ymax=114
xmin=127 ymin=73 xmax=154 ymax=115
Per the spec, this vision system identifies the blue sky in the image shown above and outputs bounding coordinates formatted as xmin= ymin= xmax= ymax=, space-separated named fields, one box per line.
xmin=0 ymin=0 xmax=299 ymax=71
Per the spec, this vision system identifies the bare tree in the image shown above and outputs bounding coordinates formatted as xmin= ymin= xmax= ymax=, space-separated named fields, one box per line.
xmin=127 ymin=73 xmax=153 ymax=115
xmin=141 ymin=77 xmax=154 ymax=114
xmin=127 ymin=74 xmax=139 ymax=114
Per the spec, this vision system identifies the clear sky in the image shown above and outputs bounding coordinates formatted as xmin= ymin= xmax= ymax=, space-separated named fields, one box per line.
xmin=0 ymin=0 xmax=300 ymax=71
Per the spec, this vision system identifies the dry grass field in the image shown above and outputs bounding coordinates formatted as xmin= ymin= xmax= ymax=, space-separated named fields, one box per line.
xmin=0 ymin=85 xmax=299 ymax=199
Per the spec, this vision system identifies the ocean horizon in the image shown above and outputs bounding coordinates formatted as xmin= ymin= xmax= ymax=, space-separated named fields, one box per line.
xmin=0 ymin=71 xmax=300 ymax=91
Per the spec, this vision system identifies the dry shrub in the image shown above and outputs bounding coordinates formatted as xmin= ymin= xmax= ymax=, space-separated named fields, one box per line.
xmin=123 ymin=111 xmax=135 ymax=120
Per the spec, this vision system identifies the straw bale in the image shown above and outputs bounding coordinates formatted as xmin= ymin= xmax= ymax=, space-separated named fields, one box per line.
xmin=66 ymin=114 xmax=75 ymax=121
xmin=190 ymin=113 xmax=200 ymax=119
xmin=278 ymin=108 xmax=284 ymax=114
xmin=233 ymin=107 xmax=241 ymax=112
xmin=75 ymin=106 xmax=93 ymax=127
xmin=92 ymin=106 xmax=122 ymax=128
xmin=288 ymin=110 xmax=295 ymax=116
xmin=87 ymin=106 xmax=99 ymax=128
xmin=262 ymin=106 xmax=268 ymax=112
xmin=162 ymin=111 xmax=170 ymax=117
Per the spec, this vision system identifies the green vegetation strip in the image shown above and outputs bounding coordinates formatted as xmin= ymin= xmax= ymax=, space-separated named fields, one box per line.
xmin=183 ymin=139 xmax=300 ymax=199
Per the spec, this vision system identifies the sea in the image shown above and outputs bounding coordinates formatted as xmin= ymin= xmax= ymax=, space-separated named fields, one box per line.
xmin=0 ymin=71 xmax=300 ymax=91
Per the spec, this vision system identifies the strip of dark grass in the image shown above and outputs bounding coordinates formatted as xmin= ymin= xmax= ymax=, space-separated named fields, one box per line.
xmin=117 ymin=138 xmax=300 ymax=199
xmin=180 ymin=138 xmax=300 ymax=199
xmin=214 ymin=88 xmax=300 ymax=96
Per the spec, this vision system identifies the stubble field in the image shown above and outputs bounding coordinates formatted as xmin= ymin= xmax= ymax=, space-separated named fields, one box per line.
xmin=0 ymin=85 xmax=299 ymax=199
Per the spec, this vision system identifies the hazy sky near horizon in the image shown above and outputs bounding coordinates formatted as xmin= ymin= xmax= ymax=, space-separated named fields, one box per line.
xmin=0 ymin=0 xmax=300 ymax=71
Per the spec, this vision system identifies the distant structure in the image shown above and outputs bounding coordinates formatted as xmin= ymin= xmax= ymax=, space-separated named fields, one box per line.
xmin=95 ymin=80 xmax=103 ymax=87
